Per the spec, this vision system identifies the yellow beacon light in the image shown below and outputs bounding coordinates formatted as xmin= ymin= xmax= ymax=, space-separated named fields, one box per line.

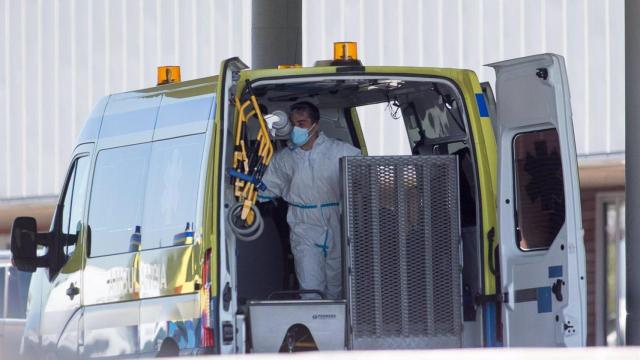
xmin=157 ymin=66 xmax=181 ymax=86
xmin=331 ymin=42 xmax=363 ymax=66
xmin=334 ymin=42 xmax=358 ymax=61
xmin=277 ymin=64 xmax=302 ymax=69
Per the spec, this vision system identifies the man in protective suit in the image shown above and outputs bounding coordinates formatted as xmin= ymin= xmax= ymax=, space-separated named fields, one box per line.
xmin=259 ymin=101 xmax=361 ymax=300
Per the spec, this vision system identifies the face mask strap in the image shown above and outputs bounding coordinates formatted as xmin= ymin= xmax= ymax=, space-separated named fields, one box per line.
xmin=307 ymin=121 xmax=320 ymax=137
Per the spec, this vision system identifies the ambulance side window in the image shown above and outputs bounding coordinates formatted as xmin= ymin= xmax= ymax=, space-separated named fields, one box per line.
xmin=513 ymin=129 xmax=565 ymax=251
xmin=141 ymin=134 xmax=205 ymax=249
xmin=88 ymin=144 xmax=150 ymax=257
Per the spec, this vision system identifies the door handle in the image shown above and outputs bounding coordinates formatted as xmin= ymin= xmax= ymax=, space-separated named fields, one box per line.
xmin=66 ymin=282 xmax=80 ymax=300
xmin=551 ymin=279 xmax=563 ymax=302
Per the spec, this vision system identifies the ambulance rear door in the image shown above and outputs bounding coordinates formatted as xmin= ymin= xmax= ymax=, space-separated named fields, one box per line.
xmin=488 ymin=54 xmax=586 ymax=346
xmin=215 ymin=57 xmax=248 ymax=354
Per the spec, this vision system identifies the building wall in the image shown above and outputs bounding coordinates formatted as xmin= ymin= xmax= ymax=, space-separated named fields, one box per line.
xmin=0 ymin=0 xmax=252 ymax=200
xmin=0 ymin=0 xmax=624 ymax=197
xmin=302 ymin=0 xmax=625 ymax=158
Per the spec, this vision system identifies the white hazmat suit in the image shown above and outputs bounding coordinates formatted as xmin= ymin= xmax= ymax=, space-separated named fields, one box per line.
xmin=259 ymin=132 xmax=361 ymax=299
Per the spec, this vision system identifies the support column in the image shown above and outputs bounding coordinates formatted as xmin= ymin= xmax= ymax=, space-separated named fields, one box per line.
xmin=252 ymin=0 xmax=302 ymax=69
xmin=626 ymin=0 xmax=640 ymax=346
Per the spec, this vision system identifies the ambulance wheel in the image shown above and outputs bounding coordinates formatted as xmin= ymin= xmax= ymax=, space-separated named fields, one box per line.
xmin=157 ymin=338 xmax=179 ymax=357
xmin=228 ymin=202 xmax=264 ymax=241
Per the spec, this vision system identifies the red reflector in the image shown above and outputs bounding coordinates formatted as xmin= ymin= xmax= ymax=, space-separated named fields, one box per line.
xmin=201 ymin=249 xmax=215 ymax=349
xmin=202 ymin=320 xmax=215 ymax=348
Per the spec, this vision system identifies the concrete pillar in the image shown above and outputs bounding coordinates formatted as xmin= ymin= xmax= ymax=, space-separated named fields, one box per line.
xmin=252 ymin=0 xmax=302 ymax=69
xmin=626 ymin=0 xmax=640 ymax=346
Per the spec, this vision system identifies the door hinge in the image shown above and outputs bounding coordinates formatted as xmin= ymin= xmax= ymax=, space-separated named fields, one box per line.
xmin=536 ymin=67 xmax=548 ymax=80
xmin=222 ymin=321 xmax=234 ymax=344
xmin=487 ymin=227 xmax=496 ymax=275
xmin=223 ymin=282 xmax=232 ymax=312
xmin=563 ymin=321 xmax=576 ymax=335
xmin=474 ymin=292 xmax=508 ymax=306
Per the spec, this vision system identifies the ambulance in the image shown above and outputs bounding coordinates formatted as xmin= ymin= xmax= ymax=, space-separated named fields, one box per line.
xmin=9 ymin=43 xmax=585 ymax=358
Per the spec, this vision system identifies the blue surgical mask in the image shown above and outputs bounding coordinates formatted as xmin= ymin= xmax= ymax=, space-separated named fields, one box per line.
xmin=290 ymin=123 xmax=316 ymax=146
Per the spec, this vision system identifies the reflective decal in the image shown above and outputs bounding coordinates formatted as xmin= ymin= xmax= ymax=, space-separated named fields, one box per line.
xmin=548 ymin=265 xmax=563 ymax=278
xmin=140 ymin=262 xmax=168 ymax=293
xmin=536 ymin=287 xmax=552 ymax=313
xmin=173 ymin=231 xmax=195 ymax=245
xmin=475 ymin=93 xmax=489 ymax=117
xmin=514 ymin=286 xmax=553 ymax=313
xmin=106 ymin=267 xmax=135 ymax=295
xmin=168 ymin=319 xmax=197 ymax=349
xmin=483 ymin=303 xmax=498 ymax=346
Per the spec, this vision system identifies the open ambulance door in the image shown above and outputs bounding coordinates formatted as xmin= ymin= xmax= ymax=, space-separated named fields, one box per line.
xmin=488 ymin=54 xmax=586 ymax=347
xmin=215 ymin=57 xmax=248 ymax=354
xmin=479 ymin=81 xmax=498 ymax=140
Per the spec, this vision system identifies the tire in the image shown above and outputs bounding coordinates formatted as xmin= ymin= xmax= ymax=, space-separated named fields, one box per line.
xmin=157 ymin=339 xmax=179 ymax=358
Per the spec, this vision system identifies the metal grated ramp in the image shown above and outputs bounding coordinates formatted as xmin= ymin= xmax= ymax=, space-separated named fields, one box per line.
xmin=341 ymin=155 xmax=462 ymax=350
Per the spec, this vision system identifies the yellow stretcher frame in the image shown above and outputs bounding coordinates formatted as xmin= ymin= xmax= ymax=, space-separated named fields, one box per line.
xmin=232 ymin=95 xmax=274 ymax=225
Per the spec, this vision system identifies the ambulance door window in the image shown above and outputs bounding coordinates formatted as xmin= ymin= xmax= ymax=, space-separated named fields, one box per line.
xmin=61 ymin=156 xmax=90 ymax=259
xmin=141 ymin=134 xmax=205 ymax=249
xmin=88 ymin=144 xmax=150 ymax=257
xmin=512 ymin=129 xmax=565 ymax=250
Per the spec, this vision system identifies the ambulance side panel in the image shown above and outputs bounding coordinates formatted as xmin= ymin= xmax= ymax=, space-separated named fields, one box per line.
xmin=82 ymin=78 xmax=217 ymax=357
xmin=137 ymin=82 xmax=215 ymax=355
xmin=82 ymin=90 xmax=160 ymax=357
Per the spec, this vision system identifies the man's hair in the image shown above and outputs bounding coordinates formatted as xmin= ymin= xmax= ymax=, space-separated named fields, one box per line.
xmin=290 ymin=101 xmax=320 ymax=123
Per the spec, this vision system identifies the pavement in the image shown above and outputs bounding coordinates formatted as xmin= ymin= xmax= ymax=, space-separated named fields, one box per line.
xmin=183 ymin=347 xmax=640 ymax=359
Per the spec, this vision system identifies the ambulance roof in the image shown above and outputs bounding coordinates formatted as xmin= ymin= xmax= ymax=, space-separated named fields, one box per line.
xmin=77 ymin=76 xmax=218 ymax=146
